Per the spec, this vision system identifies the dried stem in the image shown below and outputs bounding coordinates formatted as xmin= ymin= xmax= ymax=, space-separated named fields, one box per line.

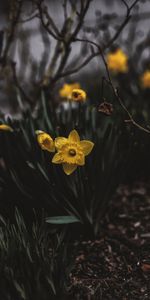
xmin=74 ymin=38 xmax=150 ymax=134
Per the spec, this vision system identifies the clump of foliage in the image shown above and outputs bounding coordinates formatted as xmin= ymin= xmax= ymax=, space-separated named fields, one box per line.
xmin=0 ymin=209 xmax=72 ymax=300
xmin=0 ymin=97 xmax=133 ymax=236
xmin=0 ymin=0 xmax=146 ymax=236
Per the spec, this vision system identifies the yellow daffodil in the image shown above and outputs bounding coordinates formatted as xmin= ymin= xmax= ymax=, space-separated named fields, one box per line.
xmin=0 ymin=124 xmax=13 ymax=132
xmin=59 ymin=83 xmax=81 ymax=99
xmin=107 ymin=49 xmax=128 ymax=73
xmin=141 ymin=70 xmax=150 ymax=88
xmin=36 ymin=130 xmax=55 ymax=152
xmin=52 ymin=129 xmax=94 ymax=175
xmin=69 ymin=88 xmax=87 ymax=102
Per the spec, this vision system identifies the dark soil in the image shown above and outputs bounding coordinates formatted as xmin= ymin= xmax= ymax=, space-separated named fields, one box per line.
xmin=68 ymin=182 xmax=150 ymax=300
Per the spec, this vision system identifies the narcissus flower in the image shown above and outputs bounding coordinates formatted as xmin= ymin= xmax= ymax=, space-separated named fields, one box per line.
xmin=69 ymin=88 xmax=87 ymax=102
xmin=52 ymin=130 xmax=94 ymax=175
xmin=59 ymin=83 xmax=81 ymax=99
xmin=36 ymin=130 xmax=55 ymax=152
xmin=141 ymin=70 xmax=150 ymax=88
xmin=0 ymin=124 xmax=13 ymax=132
xmin=107 ymin=49 xmax=128 ymax=73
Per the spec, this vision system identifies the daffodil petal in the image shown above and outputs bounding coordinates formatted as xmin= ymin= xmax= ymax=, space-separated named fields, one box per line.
xmin=59 ymin=83 xmax=81 ymax=98
xmin=62 ymin=163 xmax=77 ymax=175
xmin=52 ymin=152 xmax=63 ymax=164
xmin=50 ymin=143 xmax=56 ymax=152
xmin=77 ymin=155 xmax=85 ymax=166
xmin=80 ymin=140 xmax=94 ymax=156
xmin=107 ymin=49 xmax=128 ymax=73
xmin=55 ymin=137 xmax=68 ymax=149
xmin=35 ymin=130 xmax=44 ymax=135
xmin=37 ymin=133 xmax=55 ymax=152
xmin=0 ymin=124 xmax=13 ymax=132
xmin=141 ymin=71 xmax=150 ymax=88
xmin=68 ymin=130 xmax=80 ymax=142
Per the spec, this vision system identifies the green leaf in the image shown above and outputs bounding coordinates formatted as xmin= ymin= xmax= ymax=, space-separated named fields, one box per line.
xmin=46 ymin=215 xmax=81 ymax=224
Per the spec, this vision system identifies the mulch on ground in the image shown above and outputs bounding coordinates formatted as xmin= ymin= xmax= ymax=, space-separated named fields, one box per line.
xmin=69 ymin=182 xmax=150 ymax=300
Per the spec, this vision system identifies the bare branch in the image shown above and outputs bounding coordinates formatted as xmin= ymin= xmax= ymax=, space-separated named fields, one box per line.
xmin=121 ymin=0 xmax=129 ymax=12
xmin=51 ymin=0 xmax=92 ymax=84
xmin=130 ymin=0 xmax=140 ymax=11
xmin=43 ymin=5 xmax=61 ymax=37
xmin=63 ymin=0 xmax=68 ymax=21
xmin=103 ymin=16 xmax=131 ymax=50
xmin=42 ymin=0 xmax=93 ymax=86
xmin=70 ymin=0 xmax=92 ymax=41
xmin=121 ymin=0 xmax=140 ymax=16
xmin=51 ymin=0 xmax=140 ymax=83
xmin=35 ymin=0 xmax=62 ymax=40
xmin=2 ymin=0 xmax=23 ymax=63
xmin=18 ymin=13 xmax=39 ymax=23
xmin=52 ymin=51 xmax=99 ymax=82
xmin=103 ymin=0 xmax=140 ymax=50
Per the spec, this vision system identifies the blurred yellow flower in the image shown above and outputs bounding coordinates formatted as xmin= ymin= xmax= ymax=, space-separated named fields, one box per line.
xmin=69 ymin=88 xmax=87 ymax=102
xmin=52 ymin=129 xmax=94 ymax=175
xmin=141 ymin=70 xmax=150 ymax=88
xmin=107 ymin=49 xmax=128 ymax=73
xmin=36 ymin=131 xmax=55 ymax=152
xmin=0 ymin=124 xmax=13 ymax=132
xmin=59 ymin=83 xmax=81 ymax=99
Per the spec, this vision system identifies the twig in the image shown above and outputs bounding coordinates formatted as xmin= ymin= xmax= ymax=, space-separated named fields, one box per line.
xmin=130 ymin=0 xmax=140 ymax=11
xmin=43 ymin=5 xmax=61 ymax=37
xmin=103 ymin=0 xmax=140 ymax=50
xmin=52 ymin=51 xmax=100 ymax=82
xmin=63 ymin=0 xmax=68 ymax=21
xmin=18 ymin=13 xmax=39 ymax=23
xmin=114 ymin=89 xmax=150 ymax=134
xmin=36 ymin=0 xmax=62 ymax=40
xmin=70 ymin=0 xmax=92 ymax=42
xmin=121 ymin=0 xmax=140 ymax=16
